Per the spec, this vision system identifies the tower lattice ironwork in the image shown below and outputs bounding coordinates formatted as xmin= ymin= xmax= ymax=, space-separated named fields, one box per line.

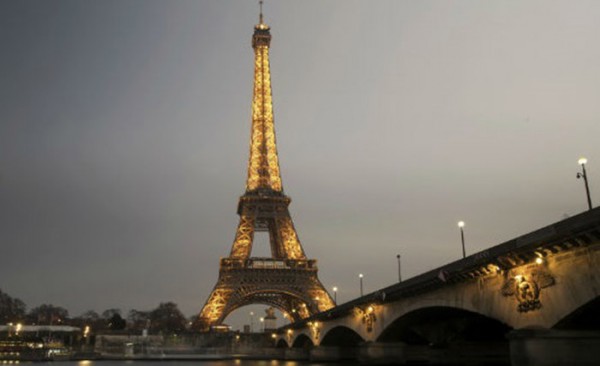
xmin=195 ymin=9 xmax=334 ymax=332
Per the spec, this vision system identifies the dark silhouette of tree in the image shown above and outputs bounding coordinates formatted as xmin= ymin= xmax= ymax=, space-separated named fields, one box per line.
xmin=149 ymin=302 xmax=187 ymax=334
xmin=27 ymin=304 xmax=68 ymax=325
xmin=101 ymin=308 xmax=121 ymax=319
xmin=82 ymin=310 xmax=100 ymax=320
xmin=127 ymin=309 xmax=150 ymax=332
xmin=0 ymin=289 xmax=26 ymax=324
xmin=108 ymin=313 xmax=127 ymax=330
xmin=71 ymin=310 xmax=104 ymax=331
xmin=98 ymin=309 xmax=126 ymax=331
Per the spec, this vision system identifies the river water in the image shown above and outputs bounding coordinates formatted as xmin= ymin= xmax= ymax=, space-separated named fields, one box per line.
xmin=48 ymin=361 xmax=334 ymax=366
xmin=29 ymin=359 xmax=514 ymax=366
xmin=34 ymin=358 xmax=521 ymax=366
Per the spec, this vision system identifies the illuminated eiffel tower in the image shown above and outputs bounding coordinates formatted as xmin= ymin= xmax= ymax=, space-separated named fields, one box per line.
xmin=195 ymin=6 xmax=334 ymax=332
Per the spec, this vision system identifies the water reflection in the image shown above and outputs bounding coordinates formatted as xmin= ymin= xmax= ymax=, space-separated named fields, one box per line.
xmin=58 ymin=360 xmax=332 ymax=366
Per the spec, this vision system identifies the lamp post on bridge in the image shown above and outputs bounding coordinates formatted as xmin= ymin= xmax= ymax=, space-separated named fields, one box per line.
xmin=577 ymin=157 xmax=593 ymax=211
xmin=397 ymin=254 xmax=402 ymax=282
xmin=359 ymin=273 xmax=364 ymax=297
xmin=458 ymin=221 xmax=466 ymax=258
xmin=332 ymin=286 xmax=338 ymax=304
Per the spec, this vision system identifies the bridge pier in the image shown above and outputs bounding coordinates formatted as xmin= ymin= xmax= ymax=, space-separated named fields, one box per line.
xmin=357 ymin=342 xmax=406 ymax=364
xmin=283 ymin=347 xmax=309 ymax=361
xmin=309 ymin=346 xmax=357 ymax=362
xmin=353 ymin=341 xmax=508 ymax=365
xmin=509 ymin=329 xmax=600 ymax=366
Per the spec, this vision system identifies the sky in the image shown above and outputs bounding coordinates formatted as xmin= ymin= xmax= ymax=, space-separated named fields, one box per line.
xmin=1 ymin=0 xmax=599 ymax=331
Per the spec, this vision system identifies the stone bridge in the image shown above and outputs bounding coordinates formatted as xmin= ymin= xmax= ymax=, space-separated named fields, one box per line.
xmin=273 ymin=208 xmax=600 ymax=365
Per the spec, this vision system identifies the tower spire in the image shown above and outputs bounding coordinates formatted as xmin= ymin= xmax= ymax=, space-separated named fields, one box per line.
xmin=259 ymin=0 xmax=263 ymax=24
xmin=248 ymin=0 xmax=281 ymax=192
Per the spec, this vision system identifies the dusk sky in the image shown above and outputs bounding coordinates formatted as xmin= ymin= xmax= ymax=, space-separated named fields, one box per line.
xmin=1 ymin=1 xmax=599 ymax=330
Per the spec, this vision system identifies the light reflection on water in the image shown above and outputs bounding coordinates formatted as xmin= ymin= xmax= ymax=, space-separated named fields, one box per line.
xmin=23 ymin=360 xmax=506 ymax=366
xmin=39 ymin=360 xmax=338 ymax=366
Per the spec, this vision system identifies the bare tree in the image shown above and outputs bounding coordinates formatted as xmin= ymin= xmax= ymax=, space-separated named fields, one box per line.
xmin=0 ymin=289 xmax=26 ymax=323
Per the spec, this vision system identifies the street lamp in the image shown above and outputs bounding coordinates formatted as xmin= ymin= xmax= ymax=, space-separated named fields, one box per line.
xmin=332 ymin=286 xmax=338 ymax=304
xmin=577 ymin=157 xmax=593 ymax=210
xmin=260 ymin=317 xmax=265 ymax=332
xmin=359 ymin=273 xmax=364 ymax=297
xmin=249 ymin=311 xmax=255 ymax=333
xmin=458 ymin=221 xmax=466 ymax=258
xmin=396 ymin=254 xmax=402 ymax=282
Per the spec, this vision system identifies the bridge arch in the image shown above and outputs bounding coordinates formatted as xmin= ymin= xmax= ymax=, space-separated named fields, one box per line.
xmin=292 ymin=333 xmax=314 ymax=348
xmin=321 ymin=326 xmax=364 ymax=347
xmin=275 ymin=338 xmax=289 ymax=348
xmin=378 ymin=306 xmax=512 ymax=346
xmin=553 ymin=295 xmax=600 ymax=330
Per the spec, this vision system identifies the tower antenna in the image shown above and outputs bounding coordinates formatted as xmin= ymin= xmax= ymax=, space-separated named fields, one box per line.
xmin=259 ymin=1 xmax=264 ymax=24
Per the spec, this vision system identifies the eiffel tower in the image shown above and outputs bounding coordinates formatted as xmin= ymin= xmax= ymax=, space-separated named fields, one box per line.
xmin=195 ymin=6 xmax=334 ymax=332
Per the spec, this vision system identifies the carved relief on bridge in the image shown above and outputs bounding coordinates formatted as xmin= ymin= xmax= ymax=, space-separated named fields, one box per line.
xmin=501 ymin=268 xmax=555 ymax=312
xmin=354 ymin=305 xmax=377 ymax=332
xmin=308 ymin=321 xmax=320 ymax=342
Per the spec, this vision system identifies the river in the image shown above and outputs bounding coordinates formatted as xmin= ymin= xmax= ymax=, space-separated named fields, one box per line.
xmin=47 ymin=361 xmax=335 ymax=366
